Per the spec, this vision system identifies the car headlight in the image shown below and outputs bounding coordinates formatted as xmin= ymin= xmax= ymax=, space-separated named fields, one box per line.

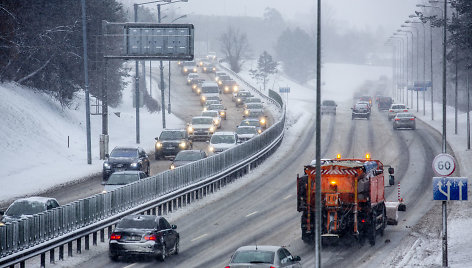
xmin=197 ymin=89 xmax=201 ymax=94
xmin=224 ymin=86 xmax=229 ymax=91
xmin=193 ymin=68 xmax=197 ymax=72
xmin=213 ymin=67 xmax=216 ymax=71
xmin=130 ymin=162 xmax=138 ymax=168
xmin=102 ymin=190 xmax=107 ymax=194
xmin=237 ymin=98 xmax=241 ymax=102
xmin=184 ymin=68 xmax=188 ymax=72
xmin=203 ymin=107 xmax=208 ymax=111
xmin=170 ymin=164 xmax=175 ymax=170
xmin=187 ymin=126 xmax=194 ymax=133
xmin=215 ymin=78 xmax=218 ymax=81
xmin=201 ymin=96 xmax=206 ymax=101
xmin=233 ymin=86 xmax=238 ymax=92
xmin=179 ymin=141 xmax=187 ymax=149
xmin=260 ymin=118 xmax=266 ymax=124
xmin=204 ymin=67 xmax=207 ymax=71
xmin=244 ymin=110 xmax=249 ymax=115
xmin=103 ymin=162 xmax=111 ymax=169
xmin=220 ymin=111 xmax=225 ymax=116
xmin=192 ymin=84 xmax=197 ymax=89
xmin=214 ymin=119 xmax=219 ymax=125
xmin=187 ymin=79 xmax=191 ymax=83
xmin=218 ymin=81 xmax=222 ymax=85
xmin=209 ymin=146 xmax=214 ymax=152
xmin=156 ymin=142 xmax=163 ymax=149
xmin=258 ymin=129 xmax=262 ymax=134
xmin=209 ymin=126 xmax=215 ymax=133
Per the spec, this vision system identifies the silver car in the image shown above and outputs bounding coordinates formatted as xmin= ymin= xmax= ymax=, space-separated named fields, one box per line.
xmin=102 ymin=171 xmax=147 ymax=193
xmin=393 ymin=112 xmax=416 ymax=130
xmin=388 ymin=103 xmax=408 ymax=120
xmin=227 ymin=245 xmax=302 ymax=268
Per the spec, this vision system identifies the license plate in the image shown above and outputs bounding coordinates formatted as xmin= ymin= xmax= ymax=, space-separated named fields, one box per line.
xmin=115 ymin=168 xmax=125 ymax=172
xmin=166 ymin=147 xmax=174 ymax=150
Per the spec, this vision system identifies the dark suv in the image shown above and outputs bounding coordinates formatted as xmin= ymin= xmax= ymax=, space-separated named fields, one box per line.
xmin=154 ymin=129 xmax=192 ymax=160
xmin=352 ymin=102 xmax=371 ymax=120
xmin=103 ymin=147 xmax=150 ymax=181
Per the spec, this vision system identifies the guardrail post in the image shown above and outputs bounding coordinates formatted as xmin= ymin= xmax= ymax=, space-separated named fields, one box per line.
xmin=85 ymin=234 xmax=89 ymax=250
xmin=108 ymin=226 xmax=112 ymax=238
xmin=40 ymin=252 xmax=45 ymax=267
xmin=67 ymin=241 xmax=72 ymax=257
xmin=20 ymin=261 xmax=25 ymax=268
xmin=50 ymin=248 xmax=55 ymax=263
xmin=152 ymin=207 xmax=156 ymax=215
xmin=59 ymin=244 xmax=64 ymax=260
xmin=76 ymin=237 xmax=81 ymax=254
xmin=93 ymin=231 xmax=97 ymax=246
xmin=100 ymin=229 xmax=105 ymax=243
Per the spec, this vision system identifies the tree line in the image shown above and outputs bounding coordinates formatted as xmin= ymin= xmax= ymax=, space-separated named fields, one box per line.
xmin=0 ymin=0 xmax=127 ymax=107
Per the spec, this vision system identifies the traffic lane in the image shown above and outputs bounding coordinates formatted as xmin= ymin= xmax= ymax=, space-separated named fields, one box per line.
xmin=80 ymin=104 xmax=331 ymax=268
xmin=318 ymin=106 xmax=454 ymax=267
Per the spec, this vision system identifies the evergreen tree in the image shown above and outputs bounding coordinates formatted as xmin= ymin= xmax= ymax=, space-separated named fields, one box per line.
xmin=249 ymin=51 xmax=278 ymax=91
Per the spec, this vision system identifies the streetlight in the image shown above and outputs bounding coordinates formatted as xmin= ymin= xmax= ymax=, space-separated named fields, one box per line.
xmin=418 ymin=1 xmax=450 ymax=266
xmin=399 ymin=29 xmax=414 ymax=109
xmin=402 ymin=24 xmax=420 ymax=112
xmin=389 ymin=37 xmax=405 ymax=102
xmin=395 ymin=31 xmax=410 ymax=106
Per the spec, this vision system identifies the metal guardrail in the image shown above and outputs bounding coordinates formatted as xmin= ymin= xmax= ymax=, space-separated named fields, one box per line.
xmin=0 ymin=76 xmax=286 ymax=267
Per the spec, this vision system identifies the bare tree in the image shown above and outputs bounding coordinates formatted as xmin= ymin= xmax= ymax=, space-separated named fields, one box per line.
xmin=219 ymin=26 xmax=250 ymax=73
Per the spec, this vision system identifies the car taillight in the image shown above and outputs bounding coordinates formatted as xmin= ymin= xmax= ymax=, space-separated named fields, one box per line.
xmin=389 ymin=110 xmax=393 ymax=112
xmin=144 ymin=234 xmax=157 ymax=241
xmin=410 ymin=118 xmax=415 ymax=121
xmin=395 ymin=118 xmax=400 ymax=121
xmin=361 ymin=219 xmax=366 ymax=223
xmin=110 ymin=233 xmax=121 ymax=240
xmin=403 ymin=109 xmax=408 ymax=112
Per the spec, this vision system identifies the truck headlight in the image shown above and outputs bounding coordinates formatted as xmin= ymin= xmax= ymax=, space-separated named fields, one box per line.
xmin=156 ymin=142 xmax=163 ymax=150
xmin=170 ymin=164 xmax=175 ymax=170
xmin=179 ymin=141 xmax=187 ymax=149
xmin=209 ymin=126 xmax=215 ymax=132
xmin=130 ymin=162 xmax=138 ymax=168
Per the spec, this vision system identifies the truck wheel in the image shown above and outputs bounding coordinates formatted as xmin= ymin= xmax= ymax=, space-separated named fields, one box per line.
xmin=369 ymin=211 xmax=376 ymax=246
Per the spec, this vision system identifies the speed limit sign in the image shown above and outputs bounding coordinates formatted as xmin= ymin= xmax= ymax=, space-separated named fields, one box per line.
xmin=432 ymin=153 xmax=456 ymax=177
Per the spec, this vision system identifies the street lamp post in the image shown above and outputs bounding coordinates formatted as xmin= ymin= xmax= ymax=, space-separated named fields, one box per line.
xmin=395 ymin=32 xmax=410 ymax=106
xmin=406 ymin=19 xmax=427 ymax=115
xmin=389 ymin=37 xmax=404 ymax=102
xmin=399 ymin=29 xmax=415 ymax=109
xmin=403 ymin=24 xmax=421 ymax=112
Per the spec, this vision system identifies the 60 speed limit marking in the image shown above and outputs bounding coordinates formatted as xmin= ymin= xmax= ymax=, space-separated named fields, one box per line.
xmin=432 ymin=153 xmax=456 ymax=177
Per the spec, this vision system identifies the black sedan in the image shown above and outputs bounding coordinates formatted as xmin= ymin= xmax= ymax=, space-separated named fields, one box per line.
xmin=393 ymin=112 xmax=416 ymax=130
xmin=109 ymin=215 xmax=179 ymax=261
xmin=103 ymin=147 xmax=150 ymax=181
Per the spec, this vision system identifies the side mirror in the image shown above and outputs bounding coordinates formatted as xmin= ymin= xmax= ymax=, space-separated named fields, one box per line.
xmin=155 ymin=137 xmax=159 ymax=141
xmin=388 ymin=167 xmax=394 ymax=174
xmin=0 ymin=211 xmax=4 ymax=216
xmin=171 ymin=224 xmax=177 ymax=229
xmin=389 ymin=175 xmax=395 ymax=186
xmin=105 ymin=153 xmax=109 ymax=158
xmin=206 ymin=141 xmax=210 ymax=143
xmin=293 ymin=256 xmax=301 ymax=262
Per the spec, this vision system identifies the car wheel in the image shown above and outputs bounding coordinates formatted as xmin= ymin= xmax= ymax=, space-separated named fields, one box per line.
xmin=174 ymin=238 xmax=180 ymax=255
xmin=412 ymin=125 xmax=416 ymax=130
xmin=393 ymin=125 xmax=397 ymax=130
xmin=109 ymin=254 xmax=119 ymax=262
xmin=157 ymin=244 xmax=166 ymax=261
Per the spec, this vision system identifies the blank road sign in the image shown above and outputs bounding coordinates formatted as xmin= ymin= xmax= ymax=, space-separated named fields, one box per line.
xmin=433 ymin=177 xmax=468 ymax=201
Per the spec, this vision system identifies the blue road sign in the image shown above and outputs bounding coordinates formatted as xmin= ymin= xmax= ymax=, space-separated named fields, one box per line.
xmin=279 ymin=87 xmax=290 ymax=93
xmin=433 ymin=177 xmax=468 ymax=201
xmin=414 ymin=87 xmax=427 ymax=91
xmin=414 ymin=81 xmax=432 ymax=88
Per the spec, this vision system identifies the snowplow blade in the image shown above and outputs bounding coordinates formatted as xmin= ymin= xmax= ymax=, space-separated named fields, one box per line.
xmin=385 ymin=201 xmax=403 ymax=225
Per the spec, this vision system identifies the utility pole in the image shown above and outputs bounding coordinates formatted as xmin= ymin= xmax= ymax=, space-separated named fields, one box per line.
xmin=441 ymin=1 xmax=448 ymax=266
xmin=81 ymin=0 xmax=92 ymax=164
xmin=158 ymin=4 xmax=166 ymax=128
xmin=134 ymin=4 xmax=141 ymax=144
xmin=315 ymin=0 xmax=322 ymax=267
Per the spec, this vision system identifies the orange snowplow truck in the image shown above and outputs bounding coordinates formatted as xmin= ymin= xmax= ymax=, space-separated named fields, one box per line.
xmin=297 ymin=155 xmax=395 ymax=246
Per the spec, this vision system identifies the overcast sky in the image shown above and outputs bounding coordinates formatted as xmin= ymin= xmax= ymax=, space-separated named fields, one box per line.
xmin=137 ymin=0 xmax=424 ymax=32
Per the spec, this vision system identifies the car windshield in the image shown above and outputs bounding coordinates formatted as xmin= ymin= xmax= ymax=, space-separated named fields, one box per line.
xmin=209 ymin=105 xmax=224 ymax=110
xmin=392 ymin=105 xmax=406 ymax=109
xmin=206 ymin=96 xmax=220 ymax=101
xmin=116 ymin=217 xmax=156 ymax=229
xmin=202 ymin=86 xmax=219 ymax=93
xmin=211 ymin=135 xmax=235 ymax=144
xmin=237 ymin=127 xmax=257 ymax=134
xmin=188 ymin=74 xmax=198 ymax=78
xmin=241 ymin=120 xmax=260 ymax=127
xmin=355 ymin=104 xmax=368 ymax=109
xmin=106 ymin=173 xmax=140 ymax=185
xmin=175 ymin=151 xmax=203 ymax=161
xmin=6 ymin=200 xmax=46 ymax=217
xmin=110 ymin=148 xmax=138 ymax=158
xmin=240 ymin=92 xmax=251 ymax=97
xmin=183 ymin=61 xmax=196 ymax=66
xmin=396 ymin=113 xmax=413 ymax=118
xmin=231 ymin=250 xmax=275 ymax=264
xmin=202 ymin=111 xmax=218 ymax=117
xmin=247 ymin=103 xmax=263 ymax=109
xmin=247 ymin=98 xmax=261 ymax=102
xmin=192 ymin=117 xmax=213 ymax=124
xmin=160 ymin=131 xmax=184 ymax=140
